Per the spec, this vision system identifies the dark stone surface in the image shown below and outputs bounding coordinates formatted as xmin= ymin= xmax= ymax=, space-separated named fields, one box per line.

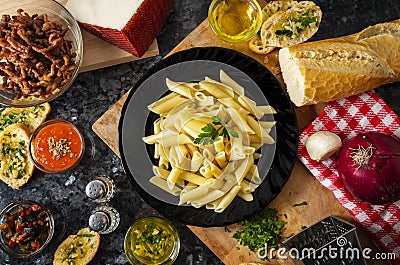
xmin=0 ymin=0 xmax=399 ymax=264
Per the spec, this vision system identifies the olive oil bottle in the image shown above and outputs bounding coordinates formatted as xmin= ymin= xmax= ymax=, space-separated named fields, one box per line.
xmin=208 ymin=0 xmax=262 ymax=42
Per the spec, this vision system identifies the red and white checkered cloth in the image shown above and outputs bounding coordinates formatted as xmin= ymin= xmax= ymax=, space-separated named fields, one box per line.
xmin=298 ymin=91 xmax=400 ymax=264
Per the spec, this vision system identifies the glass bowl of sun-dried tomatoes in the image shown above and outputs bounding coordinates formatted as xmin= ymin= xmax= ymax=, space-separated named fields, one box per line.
xmin=0 ymin=0 xmax=83 ymax=107
xmin=0 ymin=200 xmax=54 ymax=258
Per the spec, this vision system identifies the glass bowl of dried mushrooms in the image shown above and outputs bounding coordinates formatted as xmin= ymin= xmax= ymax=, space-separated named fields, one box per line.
xmin=0 ymin=0 xmax=83 ymax=107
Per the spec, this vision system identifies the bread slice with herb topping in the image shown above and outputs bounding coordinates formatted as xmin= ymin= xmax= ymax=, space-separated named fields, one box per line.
xmin=0 ymin=102 xmax=51 ymax=133
xmin=260 ymin=1 xmax=322 ymax=47
xmin=53 ymin=228 xmax=101 ymax=265
xmin=0 ymin=123 xmax=34 ymax=189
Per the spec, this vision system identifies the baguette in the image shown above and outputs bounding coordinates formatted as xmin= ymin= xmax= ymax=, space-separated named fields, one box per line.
xmin=0 ymin=124 xmax=34 ymax=189
xmin=53 ymin=228 xmax=101 ymax=265
xmin=279 ymin=20 xmax=400 ymax=106
xmin=0 ymin=103 xmax=51 ymax=132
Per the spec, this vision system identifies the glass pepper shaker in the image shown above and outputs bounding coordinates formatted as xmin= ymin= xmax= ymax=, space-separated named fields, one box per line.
xmin=85 ymin=176 xmax=115 ymax=203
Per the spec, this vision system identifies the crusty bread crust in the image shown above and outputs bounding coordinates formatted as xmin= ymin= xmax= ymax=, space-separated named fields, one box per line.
xmin=279 ymin=20 xmax=400 ymax=106
xmin=0 ymin=124 xmax=34 ymax=189
xmin=248 ymin=35 xmax=275 ymax=54
xmin=53 ymin=228 xmax=100 ymax=265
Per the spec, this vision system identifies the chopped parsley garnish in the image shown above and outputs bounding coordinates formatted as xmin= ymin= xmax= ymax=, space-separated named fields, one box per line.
xmin=232 ymin=208 xmax=287 ymax=259
xmin=194 ymin=115 xmax=239 ymax=145
xmin=274 ymin=8 xmax=318 ymax=38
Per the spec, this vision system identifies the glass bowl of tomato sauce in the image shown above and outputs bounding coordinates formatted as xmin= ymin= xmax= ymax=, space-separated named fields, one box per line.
xmin=29 ymin=119 xmax=85 ymax=173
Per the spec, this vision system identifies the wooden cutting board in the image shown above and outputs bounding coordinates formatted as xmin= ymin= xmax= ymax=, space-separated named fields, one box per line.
xmin=92 ymin=20 xmax=387 ymax=265
xmin=3 ymin=0 xmax=159 ymax=72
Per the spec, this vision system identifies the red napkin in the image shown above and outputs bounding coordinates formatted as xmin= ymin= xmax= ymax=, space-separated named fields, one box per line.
xmin=298 ymin=91 xmax=400 ymax=264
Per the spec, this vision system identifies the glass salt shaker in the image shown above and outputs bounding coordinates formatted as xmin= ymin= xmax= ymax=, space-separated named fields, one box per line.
xmin=88 ymin=205 xmax=120 ymax=234
xmin=85 ymin=176 xmax=115 ymax=203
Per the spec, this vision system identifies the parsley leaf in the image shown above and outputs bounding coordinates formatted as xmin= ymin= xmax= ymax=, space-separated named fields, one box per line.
xmin=293 ymin=201 xmax=308 ymax=207
xmin=194 ymin=115 xmax=238 ymax=145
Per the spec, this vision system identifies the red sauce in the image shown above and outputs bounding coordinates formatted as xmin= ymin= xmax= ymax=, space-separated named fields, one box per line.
xmin=32 ymin=122 xmax=83 ymax=171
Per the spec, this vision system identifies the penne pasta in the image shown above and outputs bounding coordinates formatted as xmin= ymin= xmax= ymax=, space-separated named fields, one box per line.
xmin=237 ymin=190 xmax=253 ymax=202
xmin=215 ymin=151 xmax=227 ymax=168
xmin=233 ymin=155 xmax=253 ymax=184
xmin=194 ymin=91 xmax=215 ymax=106
xmin=243 ymin=146 xmax=256 ymax=155
xmin=166 ymin=78 xmax=193 ymax=98
xmin=215 ymin=185 xmax=241 ymax=213
xmin=150 ymin=176 xmax=182 ymax=196
xmin=191 ymin=179 xmax=234 ymax=208
xmin=148 ymin=93 xmax=187 ymax=116
xmin=185 ymin=143 xmax=198 ymax=157
xmin=237 ymin=95 xmax=265 ymax=119
xmin=213 ymin=136 xmax=225 ymax=153
xmin=227 ymin=108 xmax=255 ymax=134
xmin=240 ymin=179 xmax=258 ymax=193
xmin=158 ymin=156 xmax=169 ymax=170
xmin=179 ymin=171 xmax=207 ymax=186
xmin=258 ymin=105 xmax=277 ymax=115
xmin=143 ymin=71 xmax=276 ymax=213
xmin=179 ymin=185 xmax=209 ymax=205
xmin=167 ymin=167 xmax=183 ymax=190
xmin=154 ymin=142 xmax=160 ymax=159
xmin=220 ymin=70 xmax=245 ymax=95
xmin=182 ymin=119 xmax=209 ymax=139
xmin=202 ymin=148 xmax=214 ymax=161
xmin=199 ymin=164 xmax=213 ymax=179
xmin=206 ymin=197 xmax=223 ymax=210
xmin=218 ymin=97 xmax=244 ymax=112
xmin=190 ymin=151 xmax=203 ymax=172
xmin=199 ymin=80 xmax=235 ymax=98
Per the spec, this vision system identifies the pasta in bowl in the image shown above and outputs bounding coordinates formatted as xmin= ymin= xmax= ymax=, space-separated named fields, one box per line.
xmin=143 ymin=70 xmax=276 ymax=213
xmin=119 ymin=47 xmax=298 ymax=226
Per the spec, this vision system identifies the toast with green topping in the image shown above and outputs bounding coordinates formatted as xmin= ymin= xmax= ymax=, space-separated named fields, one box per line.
xmin=0 ymin=124 xmax=34 ymax=189
xmin=260 ymin=1 xmax=322 ymax=47
xmin=0 ymin=103 xmax=51 ymax=133
xmin=53 ymin=228 xmax=101 ymax=265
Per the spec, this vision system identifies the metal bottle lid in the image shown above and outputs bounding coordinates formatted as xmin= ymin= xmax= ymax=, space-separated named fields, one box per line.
xmin=89 ymin=211 xmax=110 ymax=232
xmin=85 ymin=179 xmax=107 ymax=200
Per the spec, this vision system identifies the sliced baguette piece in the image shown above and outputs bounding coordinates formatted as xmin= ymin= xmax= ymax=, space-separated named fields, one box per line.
xmin=279 ymin=20 xmax=400 ymax=106
xmin=53 ymin=228 xmax=101 ymax=265
xmin=0 ymin=103 xmax=51 ymax=133
xmin=0 ymin=124 xmax=34 ymax=189
xmin=260 ymin=1 xmax=322 ymax=47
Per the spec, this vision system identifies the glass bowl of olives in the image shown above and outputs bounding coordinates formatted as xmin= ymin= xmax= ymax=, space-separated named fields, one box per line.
xmin=0 ymin=200 xmax=54 ymax=258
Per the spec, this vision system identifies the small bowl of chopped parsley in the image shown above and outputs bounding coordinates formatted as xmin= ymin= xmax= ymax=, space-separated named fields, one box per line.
xmin=124 ymin=216 xmax=180 ymax=265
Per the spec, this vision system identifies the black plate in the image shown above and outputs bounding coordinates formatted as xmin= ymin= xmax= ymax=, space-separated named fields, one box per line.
xmin=119 ymin=47 xmax=298 ymax=226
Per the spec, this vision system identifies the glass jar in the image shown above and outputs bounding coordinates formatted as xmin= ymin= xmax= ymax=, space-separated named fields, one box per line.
xmin=208 ymin=0 xmax=263 ymax=43
xmin=124 ymin=217 xmax=180 ymax=265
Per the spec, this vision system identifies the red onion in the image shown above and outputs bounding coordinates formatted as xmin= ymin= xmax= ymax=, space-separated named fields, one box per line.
xmin=336 ymin=132 xmax=400 ymax=205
